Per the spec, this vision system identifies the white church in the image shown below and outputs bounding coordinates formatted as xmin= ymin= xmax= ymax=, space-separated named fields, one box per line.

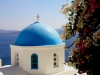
xmin=0 ymin=15 xmax=77 ymax=75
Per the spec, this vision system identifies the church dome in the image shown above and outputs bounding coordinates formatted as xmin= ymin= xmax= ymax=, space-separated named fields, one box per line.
xmin=15 ymin=22 xmax=63 ymax=46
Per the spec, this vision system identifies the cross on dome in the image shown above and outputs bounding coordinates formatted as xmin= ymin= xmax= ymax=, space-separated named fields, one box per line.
xmin=36 ymin=14 xmax=40 ymax=22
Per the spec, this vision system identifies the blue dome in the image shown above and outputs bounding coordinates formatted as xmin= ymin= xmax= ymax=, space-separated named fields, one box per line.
xmin=15 ymin=22 xmax=63 ymax=46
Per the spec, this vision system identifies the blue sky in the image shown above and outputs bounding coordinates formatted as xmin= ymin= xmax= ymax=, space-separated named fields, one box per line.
xmin=0 ymin=0 xmax=71 ymax=30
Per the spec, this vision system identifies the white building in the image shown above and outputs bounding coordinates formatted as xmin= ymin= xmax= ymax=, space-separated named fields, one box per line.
xmin=0 ymin=15 xmax=77 ymax=75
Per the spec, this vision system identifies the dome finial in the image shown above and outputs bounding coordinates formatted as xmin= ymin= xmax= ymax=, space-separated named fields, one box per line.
xmin=36 ymin=14 xmax=40 ymax=22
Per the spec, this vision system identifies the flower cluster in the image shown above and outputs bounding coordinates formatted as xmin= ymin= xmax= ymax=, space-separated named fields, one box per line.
xmin=93 ymin=29 xmax=100 ymax=43
xmin=61 ymin=0 xmax=100 ymax=75
xmin=89 ymin=0 xmax=100 ymax=12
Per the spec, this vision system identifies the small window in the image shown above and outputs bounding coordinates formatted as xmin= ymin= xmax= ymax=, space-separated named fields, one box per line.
xmin=53 ymin=53 xmax=59 ymax=67
xmin=54 ymin=62 xmax=56 ymax=65
xmin=17 ymin=58 xmax=19 ymax=61
xmin=31 ymin=53 xmax=38 ymax=69
xmin=17 ymin=54 xmax=18 ymax=56
xmin=54 ymin=53 xmax=56 ymax=57
xmin=16 ymin=62 xmax=19 ymax=66
xmin=15 ymin=53 xmax=19 ymax=66
xmin=54 ymin=58 xmax=56 ymax=61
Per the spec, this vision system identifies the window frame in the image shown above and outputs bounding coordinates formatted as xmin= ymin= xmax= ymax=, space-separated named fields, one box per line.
xmin=31 ymin=53 xmax=38 ymax=69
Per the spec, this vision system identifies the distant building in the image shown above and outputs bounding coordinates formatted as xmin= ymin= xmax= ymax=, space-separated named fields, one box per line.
xmin=0 ymin=15 xmax=76 ymax=75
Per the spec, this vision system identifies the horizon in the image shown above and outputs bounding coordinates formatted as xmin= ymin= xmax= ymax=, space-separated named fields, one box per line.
xmin=0 ymin=27 xmax=63 ymax=31
xmin=0 ymin=0 xmax=71 ymax=30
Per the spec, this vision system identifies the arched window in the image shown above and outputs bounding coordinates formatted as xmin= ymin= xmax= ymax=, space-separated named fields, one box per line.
xmin=53 ymin=53 xmax=59 ymax=67
xmin=31 ymin=53 xmax=38 ymax=69
xmin=15 ymin=53 xmax=19 ymax=66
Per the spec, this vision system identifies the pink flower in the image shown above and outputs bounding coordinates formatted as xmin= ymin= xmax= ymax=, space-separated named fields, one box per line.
xmin=84 ymin=28 xmax=89 ymax=33
xmin=76 ymin=6 xmax=79 ymax=10
xmin=75 ymin=43 xmax=79 ymax=48
xmin=90 ymin=25 xmax=94 ymax=30
xmin=98 ymin=38 xmax=100 ymax=40
xmin=97 ymin=33 xmax=100 ymax=36
xmin=78 ymin=70 xmax=83 ymax=74
xmin=78 ymin=60 xmax=81 ymax=65
xmin=87 ymin=9 xmax=91 ymax=13
xmin=84 ymin=14 xmax=89 ymax=19
xmin=82 ymin=43 xmax=86 ymax=50
xmin=90 ymin=0 xmax=100 ymax=10
xmin=87 ymin=0 xmax=100 ymax=13
xmin=78 ymin=59 xmax=84 ymax=65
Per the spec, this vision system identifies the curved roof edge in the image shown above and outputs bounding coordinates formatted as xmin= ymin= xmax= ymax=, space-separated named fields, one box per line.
xmin=10 ymin=43 xmax=65 ymax=48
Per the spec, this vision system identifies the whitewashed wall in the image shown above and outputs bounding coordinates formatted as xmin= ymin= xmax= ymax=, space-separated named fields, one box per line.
xmin=46 ymin=46 xmax=64 ymax=74
xmin=10 ymin=44 xmax=64 ymax=75
xmin=10 ymin=45 xmax=24 ymax=69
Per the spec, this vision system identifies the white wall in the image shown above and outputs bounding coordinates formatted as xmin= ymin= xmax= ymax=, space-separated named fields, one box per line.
xmin=46 ymin=45 xmax=65 ymax=74
xmin=22 ymin=47 xmax=47 ymax=75
xmin=10 ymin=45 xmax=24 ymax=69
xmin=10 ymin=44 xmax=64 ymax=75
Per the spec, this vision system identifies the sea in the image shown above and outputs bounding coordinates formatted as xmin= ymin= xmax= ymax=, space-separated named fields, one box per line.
xmin=0 ymin=33 xmax=18 ymax=66
xmin=0 ymin=33 xmax=78 ymax=66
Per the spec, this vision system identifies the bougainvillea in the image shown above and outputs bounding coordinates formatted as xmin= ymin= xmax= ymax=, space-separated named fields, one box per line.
xmin=60 ymin=0 xmax=100 ymax=75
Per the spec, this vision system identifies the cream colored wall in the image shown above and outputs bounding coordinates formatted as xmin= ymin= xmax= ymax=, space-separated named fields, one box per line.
xmin=22 ymin=47 xmax=47 ymax=75
xmin=46 ymin=45 xmax=65 ymax=74
xmin=10 ymin=45 xmax=24 ymax=68
xmin=10 ymin=44 xmax=64 ymax=75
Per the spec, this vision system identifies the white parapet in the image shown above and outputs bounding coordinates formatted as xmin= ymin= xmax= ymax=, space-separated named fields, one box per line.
xmin=50 ymin=64 xmax=77 ymax=75
xmin=0 ymin=59 xmax=2 ymax=68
